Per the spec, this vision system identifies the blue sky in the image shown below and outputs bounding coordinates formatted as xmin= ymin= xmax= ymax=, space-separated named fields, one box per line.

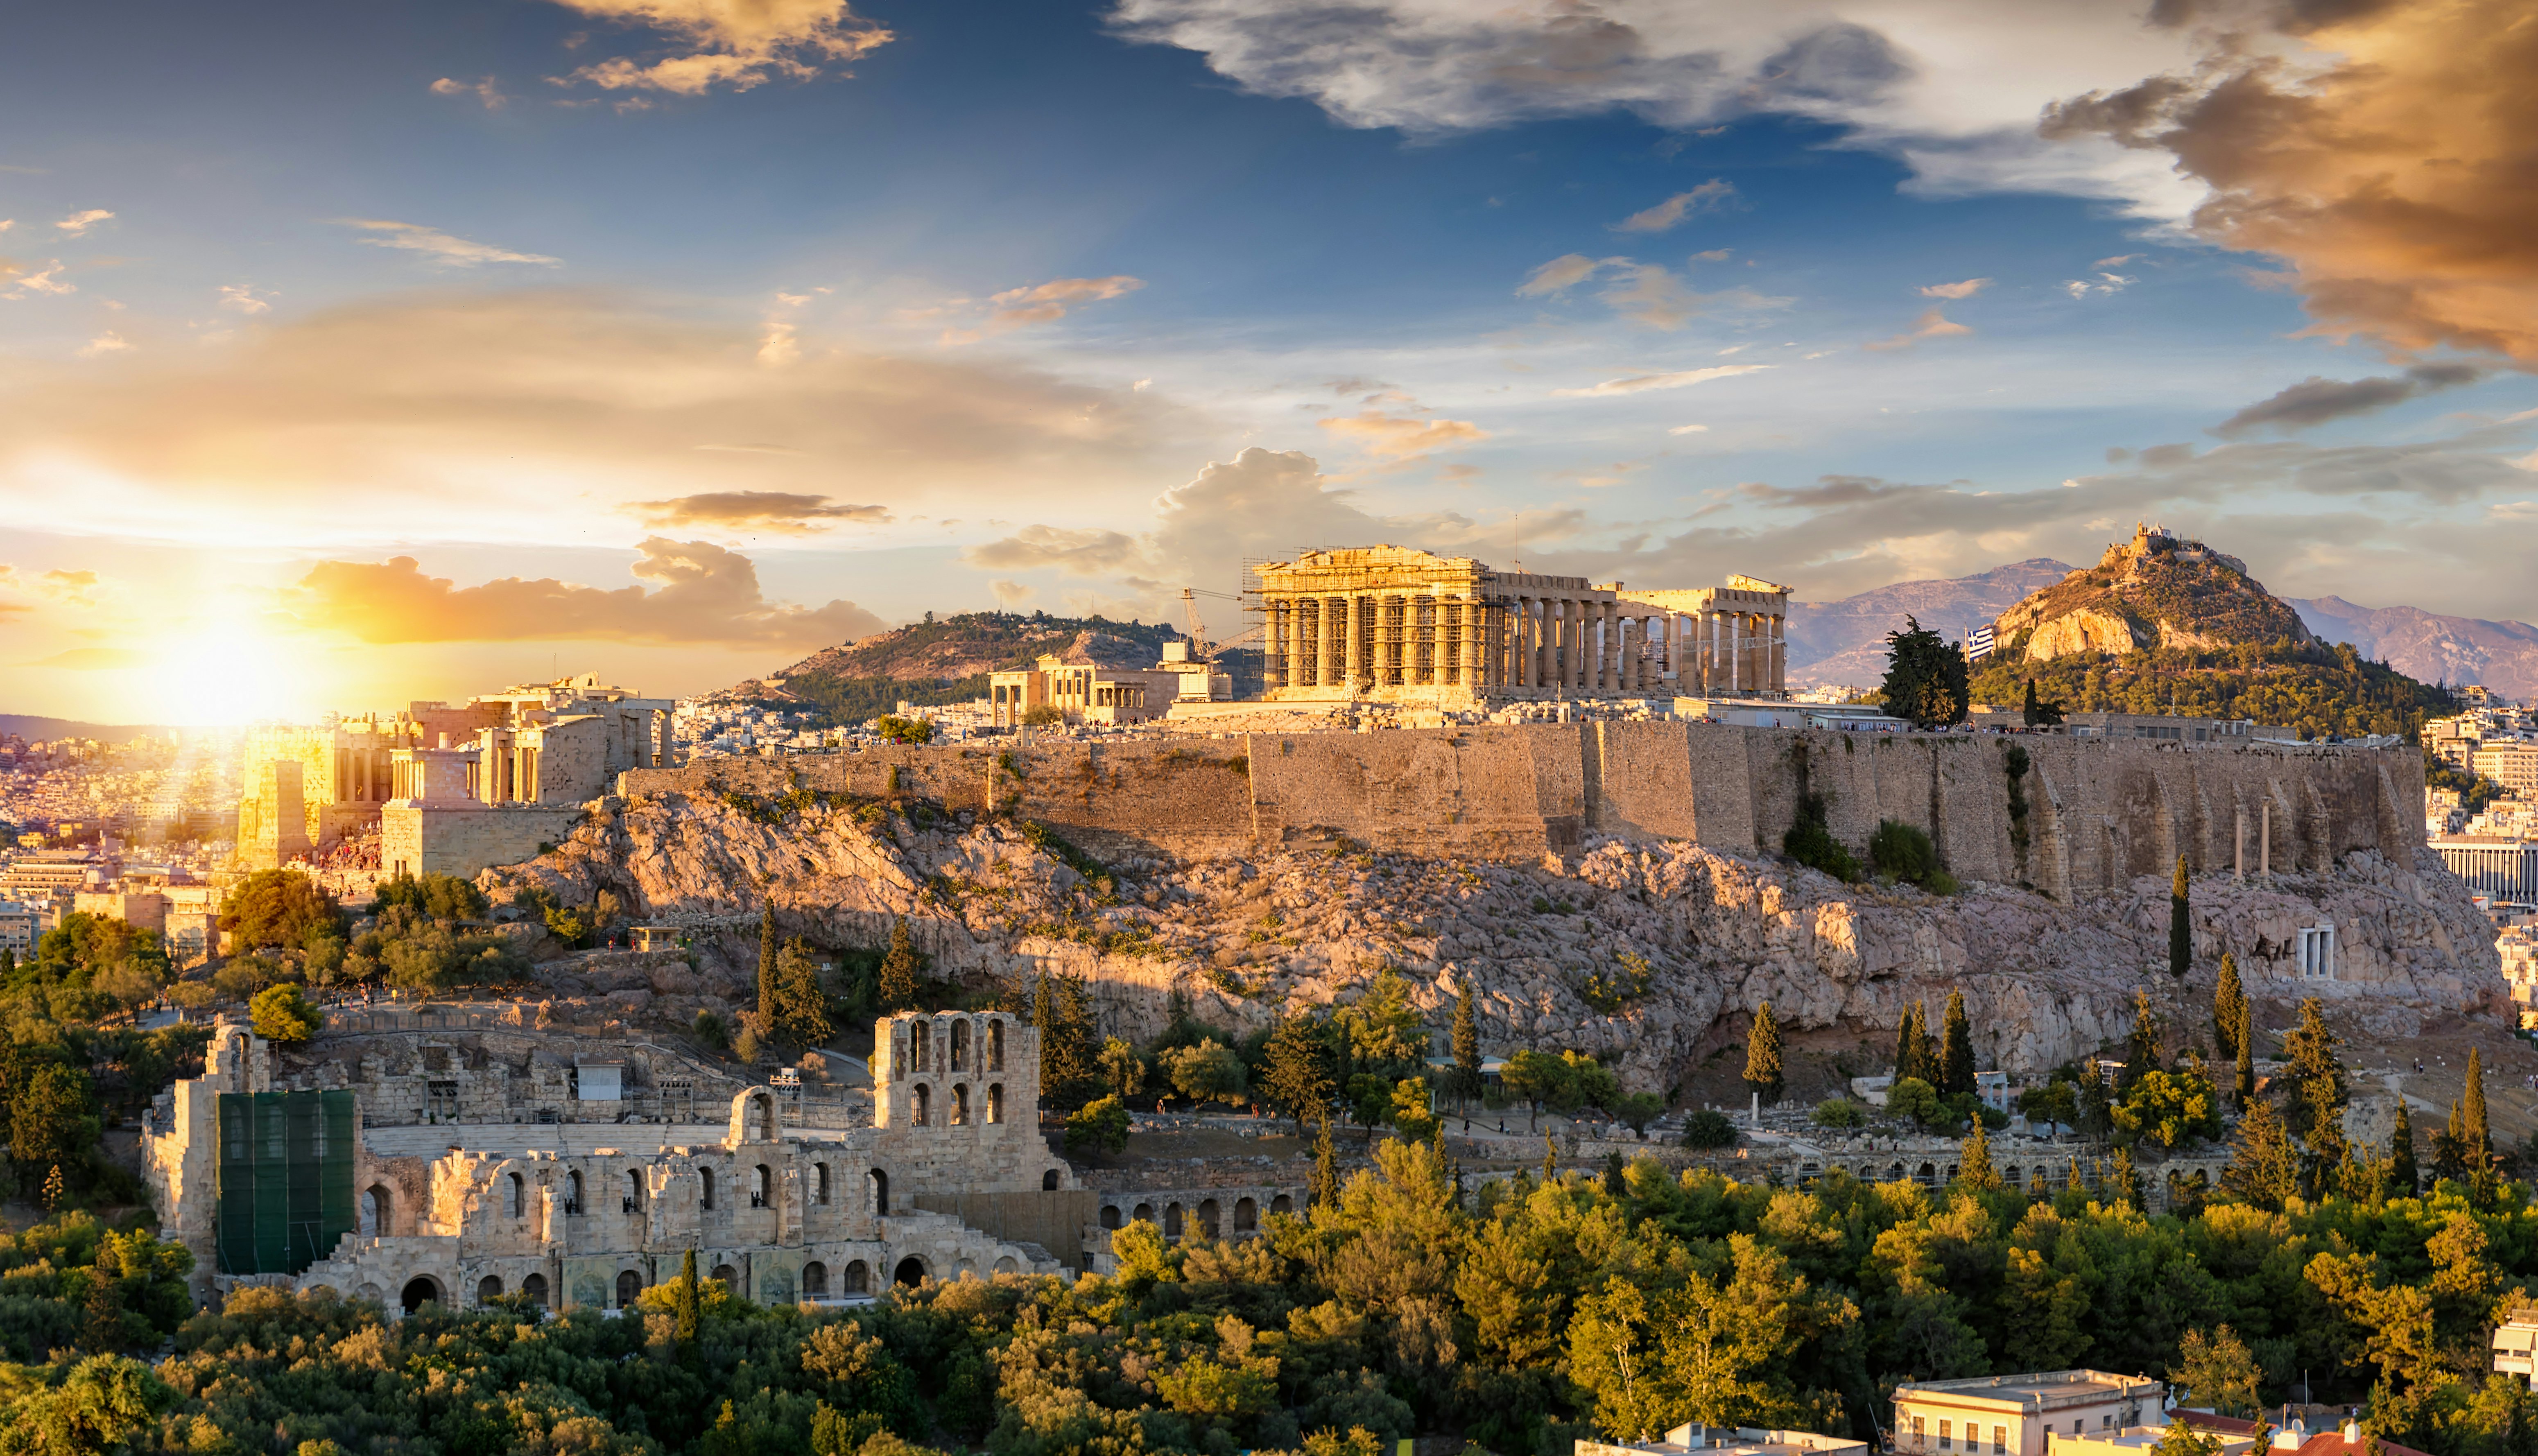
xmin=0 ymin=0 xmax=2529 ymax=720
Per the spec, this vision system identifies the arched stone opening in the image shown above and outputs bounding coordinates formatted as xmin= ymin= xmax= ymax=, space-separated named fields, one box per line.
xmin=952 ymin=1084 xmax=971 ymax=1126
xmin=1234 ymin=1198 xmax=1256 ymax=1234
xmin=892 ymin=1256 xmax=925 ymax=1287
xmin=523 ymin=1273 xmax=548 ymax=1308
xmin=951 ymin=1020 xmax=971 ymax=1072
xmin=507 ymin=1171 xmax=525 ymax=1217
xmin=566 ymin=1171 xmax=584 ymax=1215
xmin=701 ymin=1167 xmax=716 ymax=1210
xmin=844 ymin=1260 xmax=870 ymax=1293
xmin=914 ymin=1084 xmax=931 ymax=1125
xmin=711 ymin=1264 xmax=740 ymax=1294
xmin=752 ymin=1164 xmax=771 ymax=1208
xmin=617 ymin=1270 xmax=641 ymax=1307
xmin=987 ymin=1084 xmax=1004 ymax=1123
xmin=751 ymin=1091 xmax=777 ymax=1141
xmin=625 ymin=1169 xmax=643 ymax=1213
xmin=1198 ymin=1198 xmax=1220 ymax=1239
xmin=1917 ymin=1162 xmax=1937 ymax=1184
xmin=803 ymin=1262 xmax=829 ymax=1298
xmin=1132 ymin=1202 xmax=1153 ymax=1223
xmin=993 ymin=1256 xmax=1017 ymax=1275
xmin=814 ymin=1164 xmax=831 ymax=1205
xmin=356 ymin=1282 xmax=385 ymax=1305
xmin=869 ymin=1168 xmax=889 ymax=1214
xmin=400 ymin=1277 xmax=443 ymax=1313
xmin=362 ymin=1183 xmax=392 ymax=1237
xmin=477 ymin=1275 xmax=503 ymax=1304
xmin=1164 ymin=1203 xmax=1183 ymax=1238
xmin=988 ymin=1020 xmax=1005 ymax=1072
xmin=1042 ymin=1168 xmax=1060 ymax=1191
xmin=1100 ymin=1205 xmax=1122 ymax=1230
xmin=1270 ymin=1194 xmax=1291 ymax=1216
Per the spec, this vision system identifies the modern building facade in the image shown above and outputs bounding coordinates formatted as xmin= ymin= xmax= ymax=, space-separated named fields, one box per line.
xmin=2434 ymin=834 xmax=2538 ymax=901
xmin=1891 ymin=1371 xmax=2163 ymax=1456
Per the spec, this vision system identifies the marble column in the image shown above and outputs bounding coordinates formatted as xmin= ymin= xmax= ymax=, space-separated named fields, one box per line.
xmin=1341 ymin=595 xmax=1362 ymax=690
xmin=1285 ymin=601 xmax=1305 ymax=688
xmin=1430 ymin=595 xmax=1448 ymax=687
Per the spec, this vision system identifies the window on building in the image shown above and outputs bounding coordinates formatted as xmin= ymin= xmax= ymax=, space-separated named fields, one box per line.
xmin=700 ymin=1168 xmax=715 ymax=1210
xmin=1940 ymin=1420 xmax=1952 ymax=1449
xmin=1994 ymin=1427 xmax=2006 ymax=1452
xmin=1913 ymin=1418 xmax=1925 ymax=1446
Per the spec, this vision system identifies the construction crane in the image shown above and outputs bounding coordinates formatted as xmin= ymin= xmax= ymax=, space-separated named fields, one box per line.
xmin=1180 ymin=586 xmax=1245 ymax=662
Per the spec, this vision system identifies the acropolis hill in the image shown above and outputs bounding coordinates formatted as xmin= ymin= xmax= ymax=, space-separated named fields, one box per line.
xmin=498 ymin=719 xmax=2500 ymax=1092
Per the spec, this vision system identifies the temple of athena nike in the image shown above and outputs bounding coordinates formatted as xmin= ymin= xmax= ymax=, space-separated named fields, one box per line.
xmin=1253 ymin=546 xmax=1789 ymax=705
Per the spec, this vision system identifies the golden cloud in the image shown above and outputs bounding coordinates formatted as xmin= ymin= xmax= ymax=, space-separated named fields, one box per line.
xmin=550 ymin=0 xmax=892 ymax=93
xmin=285 ymin=537 xmax=887 ymax=647
xmin=1862 ymin=307 xmax=1971 ymax=352
xmin=1314 ymin=409 xmax=1490 ymax=461
xmin=2044 ymin=0 xmax=2538 ymax=364
xmin=631 ymin=491 xmax=893 ymax=532
xmin=0 ymin=289 xmax=1192 ymax=545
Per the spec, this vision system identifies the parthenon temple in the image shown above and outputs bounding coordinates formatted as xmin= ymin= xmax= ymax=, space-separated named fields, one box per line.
xmin=1253 ymin=546 xmax=1789 ymax=704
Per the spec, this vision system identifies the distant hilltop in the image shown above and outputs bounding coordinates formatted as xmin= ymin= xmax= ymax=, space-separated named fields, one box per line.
xmin=1993 ymin=522 xmax=2315 ymax=662
xmin=733 ymin=611 xmax=1185 ymax=723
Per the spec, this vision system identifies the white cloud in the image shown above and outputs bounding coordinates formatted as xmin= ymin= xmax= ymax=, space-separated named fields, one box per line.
xmin=2 ymin=262 xmax=73 ymax=299
xmin=1863 ymin=307 xmax=1970 ymax=351
xmin=75 ymin=331 xmax=130 ymax=358
xmin=2092 ymin=253 xmax=2141 ymax=269
xmin=0 ymin=220 xmax=13 ymax=233
xmin=430 ymin=75 xmax=508 ymax=108
xmin=331 ymin=219 xmax=561 ymax=267
xmin=1689 ymin=248 xmax=1731 ymax=262
xmin=547 ymin=0 xmax=893 ymax=95
xmin=1551 ymin=364 xmax=1772 ymax=398
xmin=1104 ymin=0 xmax=2214 ymax=220
xmin=218 ymin=285 xmax=271 ymax=314
xmin=1613 ymin=180 xmax=1736 ymax=233
xmin=54 ymin=210 xmax=113 ymax=237
xmin=1919 ymin=278 xmax=1989 ymax=300
xmin=2063 ymin=272 xmax=2134 ymax=299
xmin=1668 ymin=424 xmax=1709 ymax=434
xmin=1517 ymin=253 xmax=1603 ymax=296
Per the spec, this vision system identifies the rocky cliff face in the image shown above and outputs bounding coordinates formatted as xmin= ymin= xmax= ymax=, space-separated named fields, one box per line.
xmin=493 ymin=786 xmax=2503 ymax=1094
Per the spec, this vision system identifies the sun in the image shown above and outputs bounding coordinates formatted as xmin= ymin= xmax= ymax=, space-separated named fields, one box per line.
xmin=154 ymin=614 xmax=314 ymax=725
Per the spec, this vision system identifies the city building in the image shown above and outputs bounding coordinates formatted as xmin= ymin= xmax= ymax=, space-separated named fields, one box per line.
xmin=2433 ymin=835 xmax=2538 ymax=901
xmin=0 ymin=902 xmax=37 ymax=956
xmin=2475 ymin=742 xmax=2538 ymax=799
xmin=1577 ymin=1425 xmax=1866 ymax=1456
xmin=1250 ymin=545 xmax=1790 ymax=706
xmin=1891 ymin=1370 xmax=2163 ymax=1456
xmin=2048 ymin=1426 xmax=2258 ymax=1456
xmin=1965 ymin=708 xmax=2280 ymax=744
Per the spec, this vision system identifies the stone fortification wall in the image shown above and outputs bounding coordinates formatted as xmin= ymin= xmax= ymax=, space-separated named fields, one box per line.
xmin=618 ymin=725 xmax=2418 ymax=894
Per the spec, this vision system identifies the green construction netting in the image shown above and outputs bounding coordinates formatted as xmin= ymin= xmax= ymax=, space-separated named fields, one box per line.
xmin=215 ymin=1090 xmax=356 ymax=1276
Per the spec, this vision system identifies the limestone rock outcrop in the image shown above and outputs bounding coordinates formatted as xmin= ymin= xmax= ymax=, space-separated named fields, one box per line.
xmin=491 ymin=785 xmax=2502 ymax=1094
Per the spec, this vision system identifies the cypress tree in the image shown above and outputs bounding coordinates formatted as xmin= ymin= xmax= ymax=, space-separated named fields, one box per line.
xmin=1894 ymin=1002 xmax=1931 ymax=1085
xmin=773 ymin=936 xmax=832 ymax=1047
xmin=1311 ymin=1112 xmax=1338 ymax=1209
xmin=2213 ymin=952 xmax=2245 ymax=1062
xmin=877 ymin=920 xmax=918 ymax=1014
xmin=2389 ymin=1100 xmax=2419 ymax=1197
xmin=1452 ymin=988 xmax=1481 ymax=1112
xmin=758 ymin=903 xmax=778 ymax=1027
xmin=2221 ymin=1095 xmax=2298 ymax=1212
xmin=2233 ymin=1002 xmax=2255 ymax=1110
xmin=1744 ymin=1001 xmax=1785 ymax=1106
xmin=675 ymin=1248 xmax=700 ymax=1345
xmin=1939 ymin=991 xmax=1976 ymax=1097
xmin=2279 ymin=998 xmax=2349 ymax=1184
xmin=2170 ymin=855 xmax=2192 ymax=979
xmin=2122 ymin=989 xmax=2160 ymax=1092
xmin=2022 ymin=678 xmax=2040 ymax=724
xmin=1959 ymin=1121 xmax=2000 ymax=1192
xmin=2465 ymin=1046 xmax=2490 ymax=1158
xmin=2437 ymin=1097 xmax=2469 ymax=1184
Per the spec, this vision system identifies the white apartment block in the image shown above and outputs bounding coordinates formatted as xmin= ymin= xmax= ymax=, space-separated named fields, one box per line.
xmin=1893 ymin=1371 xmax=2163 ymax=1456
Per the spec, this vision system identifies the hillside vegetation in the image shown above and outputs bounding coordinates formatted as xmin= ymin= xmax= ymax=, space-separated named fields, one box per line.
xmin=1976 ymin=529 xmax=2457 ymax=739
xmin=768 ymin=613 xmax=1183 ymax=723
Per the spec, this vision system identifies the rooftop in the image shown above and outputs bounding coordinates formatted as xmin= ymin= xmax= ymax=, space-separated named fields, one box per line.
xmin=1897 ymin=1371 xmax=2162 ymax=1405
